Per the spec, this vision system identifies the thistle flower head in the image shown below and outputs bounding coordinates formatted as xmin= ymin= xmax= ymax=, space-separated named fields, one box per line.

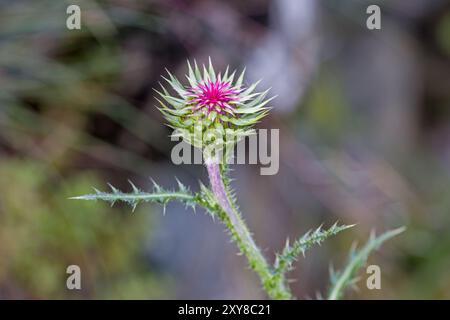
xmin=188 ymin=78 xmax=240 ymax=115
xmin=155 ymin=59 xmax=274 ymax=150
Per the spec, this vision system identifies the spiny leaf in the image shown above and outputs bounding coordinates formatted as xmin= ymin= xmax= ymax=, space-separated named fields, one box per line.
xmin=274 ymin=223 xmax=354 ymax=275
xmin=327 ymin=226 xmax=405 ymax=300
xmin=70 ymin=180 xmax=199 ymax=212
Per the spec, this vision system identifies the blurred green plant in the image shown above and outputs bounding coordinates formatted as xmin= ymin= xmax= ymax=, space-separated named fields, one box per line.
xmin=0 ymin=160 xmax=170 ymax=299
xmin=328 ymin=227 xmax=406 ymax=300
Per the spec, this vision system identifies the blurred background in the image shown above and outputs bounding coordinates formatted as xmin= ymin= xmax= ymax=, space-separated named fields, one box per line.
xmin=0 ymin=0 xmax=449 ymax=299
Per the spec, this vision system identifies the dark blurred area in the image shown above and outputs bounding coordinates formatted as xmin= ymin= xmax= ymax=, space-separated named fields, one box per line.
xmin=0 ymin=0 xmax=449 ymax=299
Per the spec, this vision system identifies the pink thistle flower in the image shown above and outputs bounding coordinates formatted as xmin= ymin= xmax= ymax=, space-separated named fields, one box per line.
xmin=188 ymin=79 xmax=241 ymax=115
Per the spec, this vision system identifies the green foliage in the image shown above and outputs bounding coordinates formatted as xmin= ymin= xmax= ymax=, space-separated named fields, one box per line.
xmin=274 ymin=223 xmax=355 ymax=275
xmin=71 ymin=179 xmax=198 ymax=213
xmin=328 ymin=227 xmax=406 ymax=300
xmin=0 ymin=160 xmax=169 ymax=299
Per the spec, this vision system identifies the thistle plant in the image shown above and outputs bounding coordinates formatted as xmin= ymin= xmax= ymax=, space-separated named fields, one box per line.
xmin=72 ymin=59 xmax=404 ymax=300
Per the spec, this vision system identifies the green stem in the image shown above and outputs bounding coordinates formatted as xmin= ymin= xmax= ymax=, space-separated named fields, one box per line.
xmin=205 ymin=160 xmax=292 ymax=300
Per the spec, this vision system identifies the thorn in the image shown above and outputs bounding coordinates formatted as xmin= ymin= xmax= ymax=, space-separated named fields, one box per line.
xmin=150 ymin=178 xmax=162 ymax=192
xmin=107 ymin=183 xmax=119 ymax=194
xmin=175 ymin=177 xmax=186 ymax=191
xmin=285 ymin=237 xmax=290 ymax=249
xmin=128 ymin=180 xmax=139 ymax=193
xmin=92 ymin=187 xmax=102 ymax=194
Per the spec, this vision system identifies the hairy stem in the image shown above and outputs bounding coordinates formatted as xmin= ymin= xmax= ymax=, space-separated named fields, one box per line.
xmin=205 ymin=160 xmax=292 ymax=299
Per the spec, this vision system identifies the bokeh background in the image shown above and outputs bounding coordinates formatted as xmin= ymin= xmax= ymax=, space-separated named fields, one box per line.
xmin=1 ymin=0 xmax=450 ymax=299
